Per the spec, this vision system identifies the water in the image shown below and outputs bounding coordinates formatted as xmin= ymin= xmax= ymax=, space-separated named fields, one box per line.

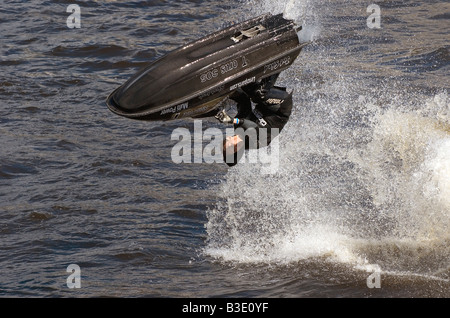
xmin=0 ymin=0 xmax=448 ymax=298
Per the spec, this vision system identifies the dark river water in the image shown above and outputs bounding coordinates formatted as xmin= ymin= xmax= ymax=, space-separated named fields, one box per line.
xmin=0 ymin=0 xmax=449 ymax=299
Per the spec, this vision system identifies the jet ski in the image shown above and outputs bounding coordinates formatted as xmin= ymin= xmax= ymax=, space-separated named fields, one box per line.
xmin=106 ymin=12 xmax=307 ymax=121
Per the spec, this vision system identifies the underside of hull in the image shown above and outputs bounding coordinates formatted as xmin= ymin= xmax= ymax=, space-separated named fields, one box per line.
xmin=106 ymin=13 xmax=306 ymax=121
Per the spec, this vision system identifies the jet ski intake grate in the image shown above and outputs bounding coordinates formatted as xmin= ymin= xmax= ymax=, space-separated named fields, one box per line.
xmin=231 ymin=25 xmax=266 ymax=43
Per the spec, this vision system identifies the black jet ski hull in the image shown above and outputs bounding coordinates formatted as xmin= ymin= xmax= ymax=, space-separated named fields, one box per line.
xmin=106 ymin=13 xmax=306 ymax=121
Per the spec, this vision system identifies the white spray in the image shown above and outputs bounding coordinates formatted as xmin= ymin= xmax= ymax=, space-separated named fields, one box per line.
xmin=205 ymin=0 xmax=449 ymax=282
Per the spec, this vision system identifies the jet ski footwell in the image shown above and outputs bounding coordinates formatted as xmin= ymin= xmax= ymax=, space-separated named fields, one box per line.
xmin=106 ymin=13 xmax=307 ymax=121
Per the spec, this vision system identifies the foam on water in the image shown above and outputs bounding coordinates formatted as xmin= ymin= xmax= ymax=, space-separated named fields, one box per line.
xmin=358 ymin=96 xmax=450 ymax=241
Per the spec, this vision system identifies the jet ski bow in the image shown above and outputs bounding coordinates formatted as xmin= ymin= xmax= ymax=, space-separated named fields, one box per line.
xmin=106 ymin=13 xmax=307 ymax=121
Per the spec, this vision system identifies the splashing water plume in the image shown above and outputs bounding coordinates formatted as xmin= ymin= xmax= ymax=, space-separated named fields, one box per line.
xmin=205 ymin=0 xmax=449 ymax=284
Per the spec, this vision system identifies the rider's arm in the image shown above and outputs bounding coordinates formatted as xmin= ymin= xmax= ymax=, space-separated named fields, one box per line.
xmin=230 ymin=89 xmax=252 ymax=118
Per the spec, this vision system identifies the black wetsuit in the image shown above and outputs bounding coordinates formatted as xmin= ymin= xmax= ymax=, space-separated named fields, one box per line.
xmin=225 ymin=74 xmax=293 ymax=166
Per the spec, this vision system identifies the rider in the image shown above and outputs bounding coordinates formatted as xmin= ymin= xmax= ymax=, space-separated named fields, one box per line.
xmin=216 ymin=74 xmax=293 ymax=167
